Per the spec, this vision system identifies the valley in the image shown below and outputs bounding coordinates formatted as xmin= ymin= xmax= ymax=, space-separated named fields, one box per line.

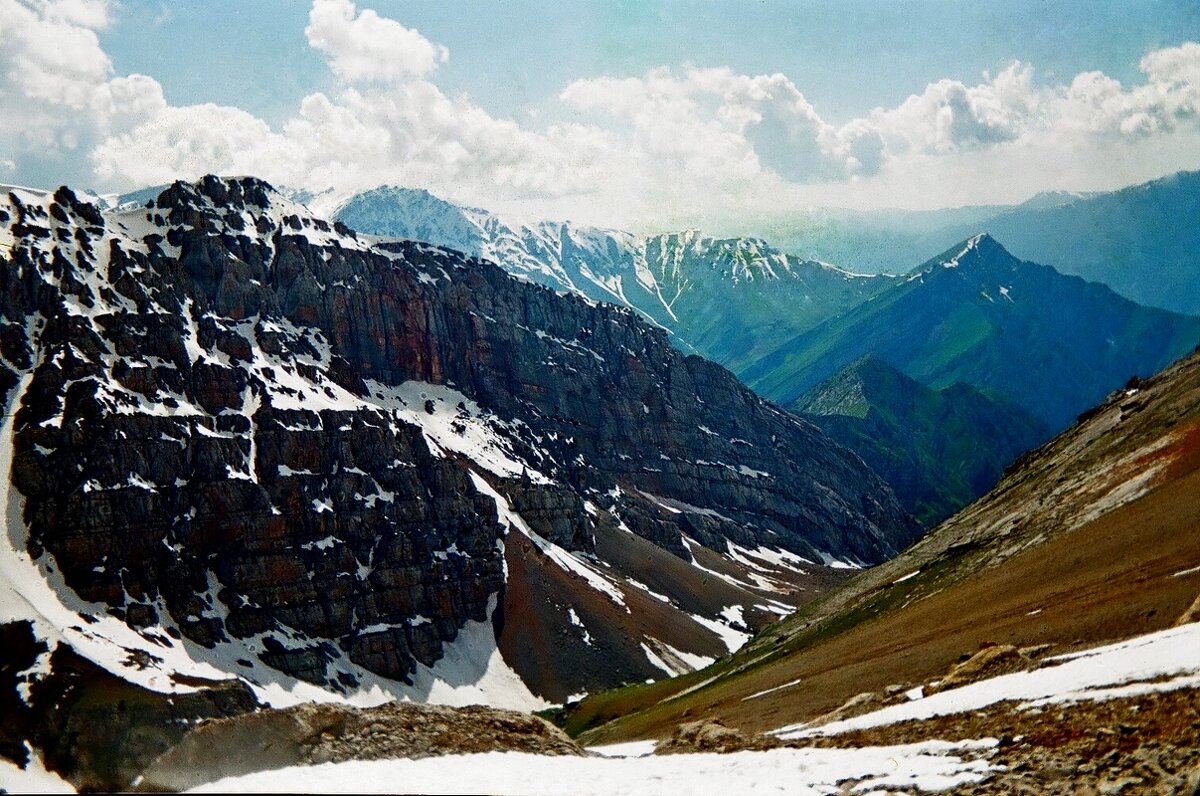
xmin=1 ymin=172 xmax=1198 ymax=794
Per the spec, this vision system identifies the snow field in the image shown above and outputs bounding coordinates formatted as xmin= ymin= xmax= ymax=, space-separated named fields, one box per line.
xmin=185 ymin=740 xmax=999 ymax=795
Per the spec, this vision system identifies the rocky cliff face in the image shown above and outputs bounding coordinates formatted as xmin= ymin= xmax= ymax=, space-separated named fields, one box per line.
xmin=0 ymin=176 xmax=915 ymax=711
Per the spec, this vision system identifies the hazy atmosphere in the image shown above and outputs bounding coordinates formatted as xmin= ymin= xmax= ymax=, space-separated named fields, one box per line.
xmin=4 ymin=0 xmax=1200 ymax=230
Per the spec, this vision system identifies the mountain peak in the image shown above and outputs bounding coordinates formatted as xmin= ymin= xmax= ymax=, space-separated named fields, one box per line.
xmin=946 ymin=232 xmax=1001 ymax=263
xmin=909 ymin=232 xmax=1015 ymax=277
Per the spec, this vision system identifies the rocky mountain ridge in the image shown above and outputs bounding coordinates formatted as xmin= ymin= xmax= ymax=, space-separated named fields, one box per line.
xmin=568 ymin=340 xmax=1200 ymax=757
xmin=774 ymin=169 xmax=1200 ymax=318
xmin=793 ymin=355 xmax=1050 ymax=526
xmin=332 ymin=186 xmax=893 ymax=374
xmin=0 ymin=175 xmax=915 ymax=737
xmin=742 ymin=234 xmax=1200 ymax=430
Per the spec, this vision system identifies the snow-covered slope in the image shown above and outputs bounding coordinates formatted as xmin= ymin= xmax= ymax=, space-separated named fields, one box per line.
xmin=0 ymin=177 xmax=918 ymax=789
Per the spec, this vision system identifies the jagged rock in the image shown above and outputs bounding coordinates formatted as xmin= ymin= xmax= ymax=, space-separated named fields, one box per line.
xmin=0 ymin=630 xmax=258 ymax=792
xmin=135 ymin=701 xmax=582 ymax=792
xmin=0 ymin=177 xmax=915 ymax=697
xmin=656 ymin=719 xmax=781 ymax=754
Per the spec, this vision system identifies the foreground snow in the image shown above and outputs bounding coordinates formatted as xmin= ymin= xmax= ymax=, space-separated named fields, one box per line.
xmin=0 ymin=746 xmax=74 ymax=793
xmin=185 ymin=740 xmax=998 ymax=795
xmin=777 ymin=620 xmax=1200 ymax=739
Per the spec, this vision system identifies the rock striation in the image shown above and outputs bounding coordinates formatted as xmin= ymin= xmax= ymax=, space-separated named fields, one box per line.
xmin=0 ymin=176 xmax=915 ymax=700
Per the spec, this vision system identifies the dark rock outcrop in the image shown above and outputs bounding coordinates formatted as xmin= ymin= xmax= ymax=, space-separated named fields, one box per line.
xmin=136 ymin=701 xmax=582 ymax=792
xmin=0 ymin=176 xmax=915 ymax=697
xmin=0 ymin=623 xmax=258 ymax=792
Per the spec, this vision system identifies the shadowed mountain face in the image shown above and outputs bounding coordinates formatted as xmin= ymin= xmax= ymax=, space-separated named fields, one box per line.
xmin=0 ymin=177 xmax=915 ymax=719
xmin=973 ymin=171 xmax=1200 ymax=316
xmin=741 ymin=234 xmax=1200 ymax=430
xmin=332 ymin=186 xmax=894 ymax=376
xmin=792 ymin=356 xmax=1050 ymax=527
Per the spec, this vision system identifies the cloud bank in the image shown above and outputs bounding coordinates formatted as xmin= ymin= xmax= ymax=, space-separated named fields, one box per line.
xmin=4 ymin=0 xmax=1200 ymax=228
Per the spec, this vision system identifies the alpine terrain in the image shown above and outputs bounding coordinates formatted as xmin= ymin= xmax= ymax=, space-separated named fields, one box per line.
xmin=0 ymin=176 xmax=917 ymax=790
xmin=332 ymin=186 xmax=894 ymax=375
xmin=792 ymin=355 xmax=1050 ymax=526
xmin=563 ymin=334 xmax=1200 ymax=795
xmin=786 ymin=170 xmax=1200 ymax=316
xmin=741 ymin=234 xmax=1200 ymax=430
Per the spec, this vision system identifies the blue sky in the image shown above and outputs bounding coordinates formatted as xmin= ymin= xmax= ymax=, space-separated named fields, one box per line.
xmin=103 ymin=1 xmax=1199 ymax=126
xmin=4 ymin=0 xmax=1200 ymax=231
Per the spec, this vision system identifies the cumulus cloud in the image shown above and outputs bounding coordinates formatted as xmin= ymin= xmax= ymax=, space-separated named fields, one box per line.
xmin=5 ymin=0 xmax=1200 ymax=223
xmin=0 ymin=0 xmax=166 ymax=185
xmin=869 ymin=63 xmax=1038 ymax=155
xmin=559 ymin=66 xmax=873 ymax=184
xmin=305 ymin=0 xmax=448 ymax=83
xmin=91 ymin=104 xmax=300 ymax=188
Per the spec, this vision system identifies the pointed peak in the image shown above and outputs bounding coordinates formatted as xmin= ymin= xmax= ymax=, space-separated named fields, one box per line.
xmin=911 ymin=232 xmax=1015 ymax=276
xmin=954 ymin=232 xmax=1003 ymax=258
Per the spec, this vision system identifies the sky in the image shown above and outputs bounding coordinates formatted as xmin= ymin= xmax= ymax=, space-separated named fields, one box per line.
xmin=3 ymin=0 xmax=1200 ymax=233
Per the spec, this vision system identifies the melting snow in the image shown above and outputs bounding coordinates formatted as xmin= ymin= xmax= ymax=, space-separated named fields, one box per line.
xmin=184 ymin=740 xmax=999 ymax=794
xmin=0 ymin=744 xmax=74 ymax=793
xmin=742 ymin=677 xmax=804 ymax=702
xmin=777 ymin=621 xmax=1200 ymax=739
xmin=469 ymin=473 xmax=627 ymax=609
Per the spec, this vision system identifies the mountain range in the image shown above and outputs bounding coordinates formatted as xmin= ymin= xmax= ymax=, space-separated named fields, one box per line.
xmin=333 ymin=187 xmax=893 ymax=375
xmin=568 ymin=323 xmax=1200 ymax=776
xmin=0 ymin=176 xmax=924 ymax=788
xmin=741 ymin=234 xmax=1200 ymax=430
xmin=3 ymin=169 xmax=1200 ymax=792
xmin=333 ymin=185 xmax=1200 ymax=442
xmin=782 ymin=170 xmax=1200 ymax=316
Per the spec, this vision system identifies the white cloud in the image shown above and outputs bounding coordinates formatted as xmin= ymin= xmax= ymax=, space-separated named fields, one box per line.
xmin=305 ymin=0 xmax=448 ymax=83
xmin=868 ymin=63 xmax=1037 ymax=156
xmin=559 ymin=66 xmax=869 ymax=184
xmin=5 ymin=0 xmax=1200 ymax=225
xmin=0 ymin=0 xmax=167 ymax=186
xmin=91 ymin=103 xmax=301 ymax=188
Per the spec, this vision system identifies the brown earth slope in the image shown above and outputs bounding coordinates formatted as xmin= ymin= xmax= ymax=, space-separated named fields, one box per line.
xmin=571 ymin=346 xmax=1200 ymax=745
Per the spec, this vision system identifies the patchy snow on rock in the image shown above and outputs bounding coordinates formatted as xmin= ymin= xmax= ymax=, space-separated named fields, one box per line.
xmin=402 ymin=594 xmax=551 ymax=712
xmin=0 ymin=366 xmax=544 ymax=714
xmin=469 ymin=472 xmax=627 ymax=608
xmin=371 ymin=380 xmax=549 ymax=484
xmin=185 ymin=740 xmax=999 ymax=794
xmin=777 ymin=621 xmax=1200 ymax=740
xmin=685 ymin=610 xmax=751 ymax=654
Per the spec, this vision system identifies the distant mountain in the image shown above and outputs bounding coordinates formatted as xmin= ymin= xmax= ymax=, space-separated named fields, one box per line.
xmin=792 ymin=356 xmax=1050 ymax=527
xmin=778 ymin=171 xmax=1200 ymax=316
xmin=975 ymin=170 xmax=1200 ymax=316
xmin=333 ymin=186 xmax=893 ymax=373
xmin=741 ymin=234 xmax=1200 ymax=430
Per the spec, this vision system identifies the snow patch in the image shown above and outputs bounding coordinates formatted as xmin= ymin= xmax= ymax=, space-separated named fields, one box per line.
xmin=185 ymin=740 xmax=999 ymax=794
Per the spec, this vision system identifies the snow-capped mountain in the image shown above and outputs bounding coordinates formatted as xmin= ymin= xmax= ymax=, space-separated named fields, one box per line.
xmin=332 ymin=186 xmax=894 ymax=373
xmin=0 ymin=176 xmax=918 ymax=786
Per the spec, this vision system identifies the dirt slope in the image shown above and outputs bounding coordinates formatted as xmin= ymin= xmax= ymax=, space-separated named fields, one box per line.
xmin=572 ymin=347 xmax=1200 ymax=744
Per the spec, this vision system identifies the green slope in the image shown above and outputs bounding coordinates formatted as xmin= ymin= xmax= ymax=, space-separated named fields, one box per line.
xmin=739 ymin=234 xmax=1200 ymax=430
xmin=792 ymin=356 xmax=1050 ymax=526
